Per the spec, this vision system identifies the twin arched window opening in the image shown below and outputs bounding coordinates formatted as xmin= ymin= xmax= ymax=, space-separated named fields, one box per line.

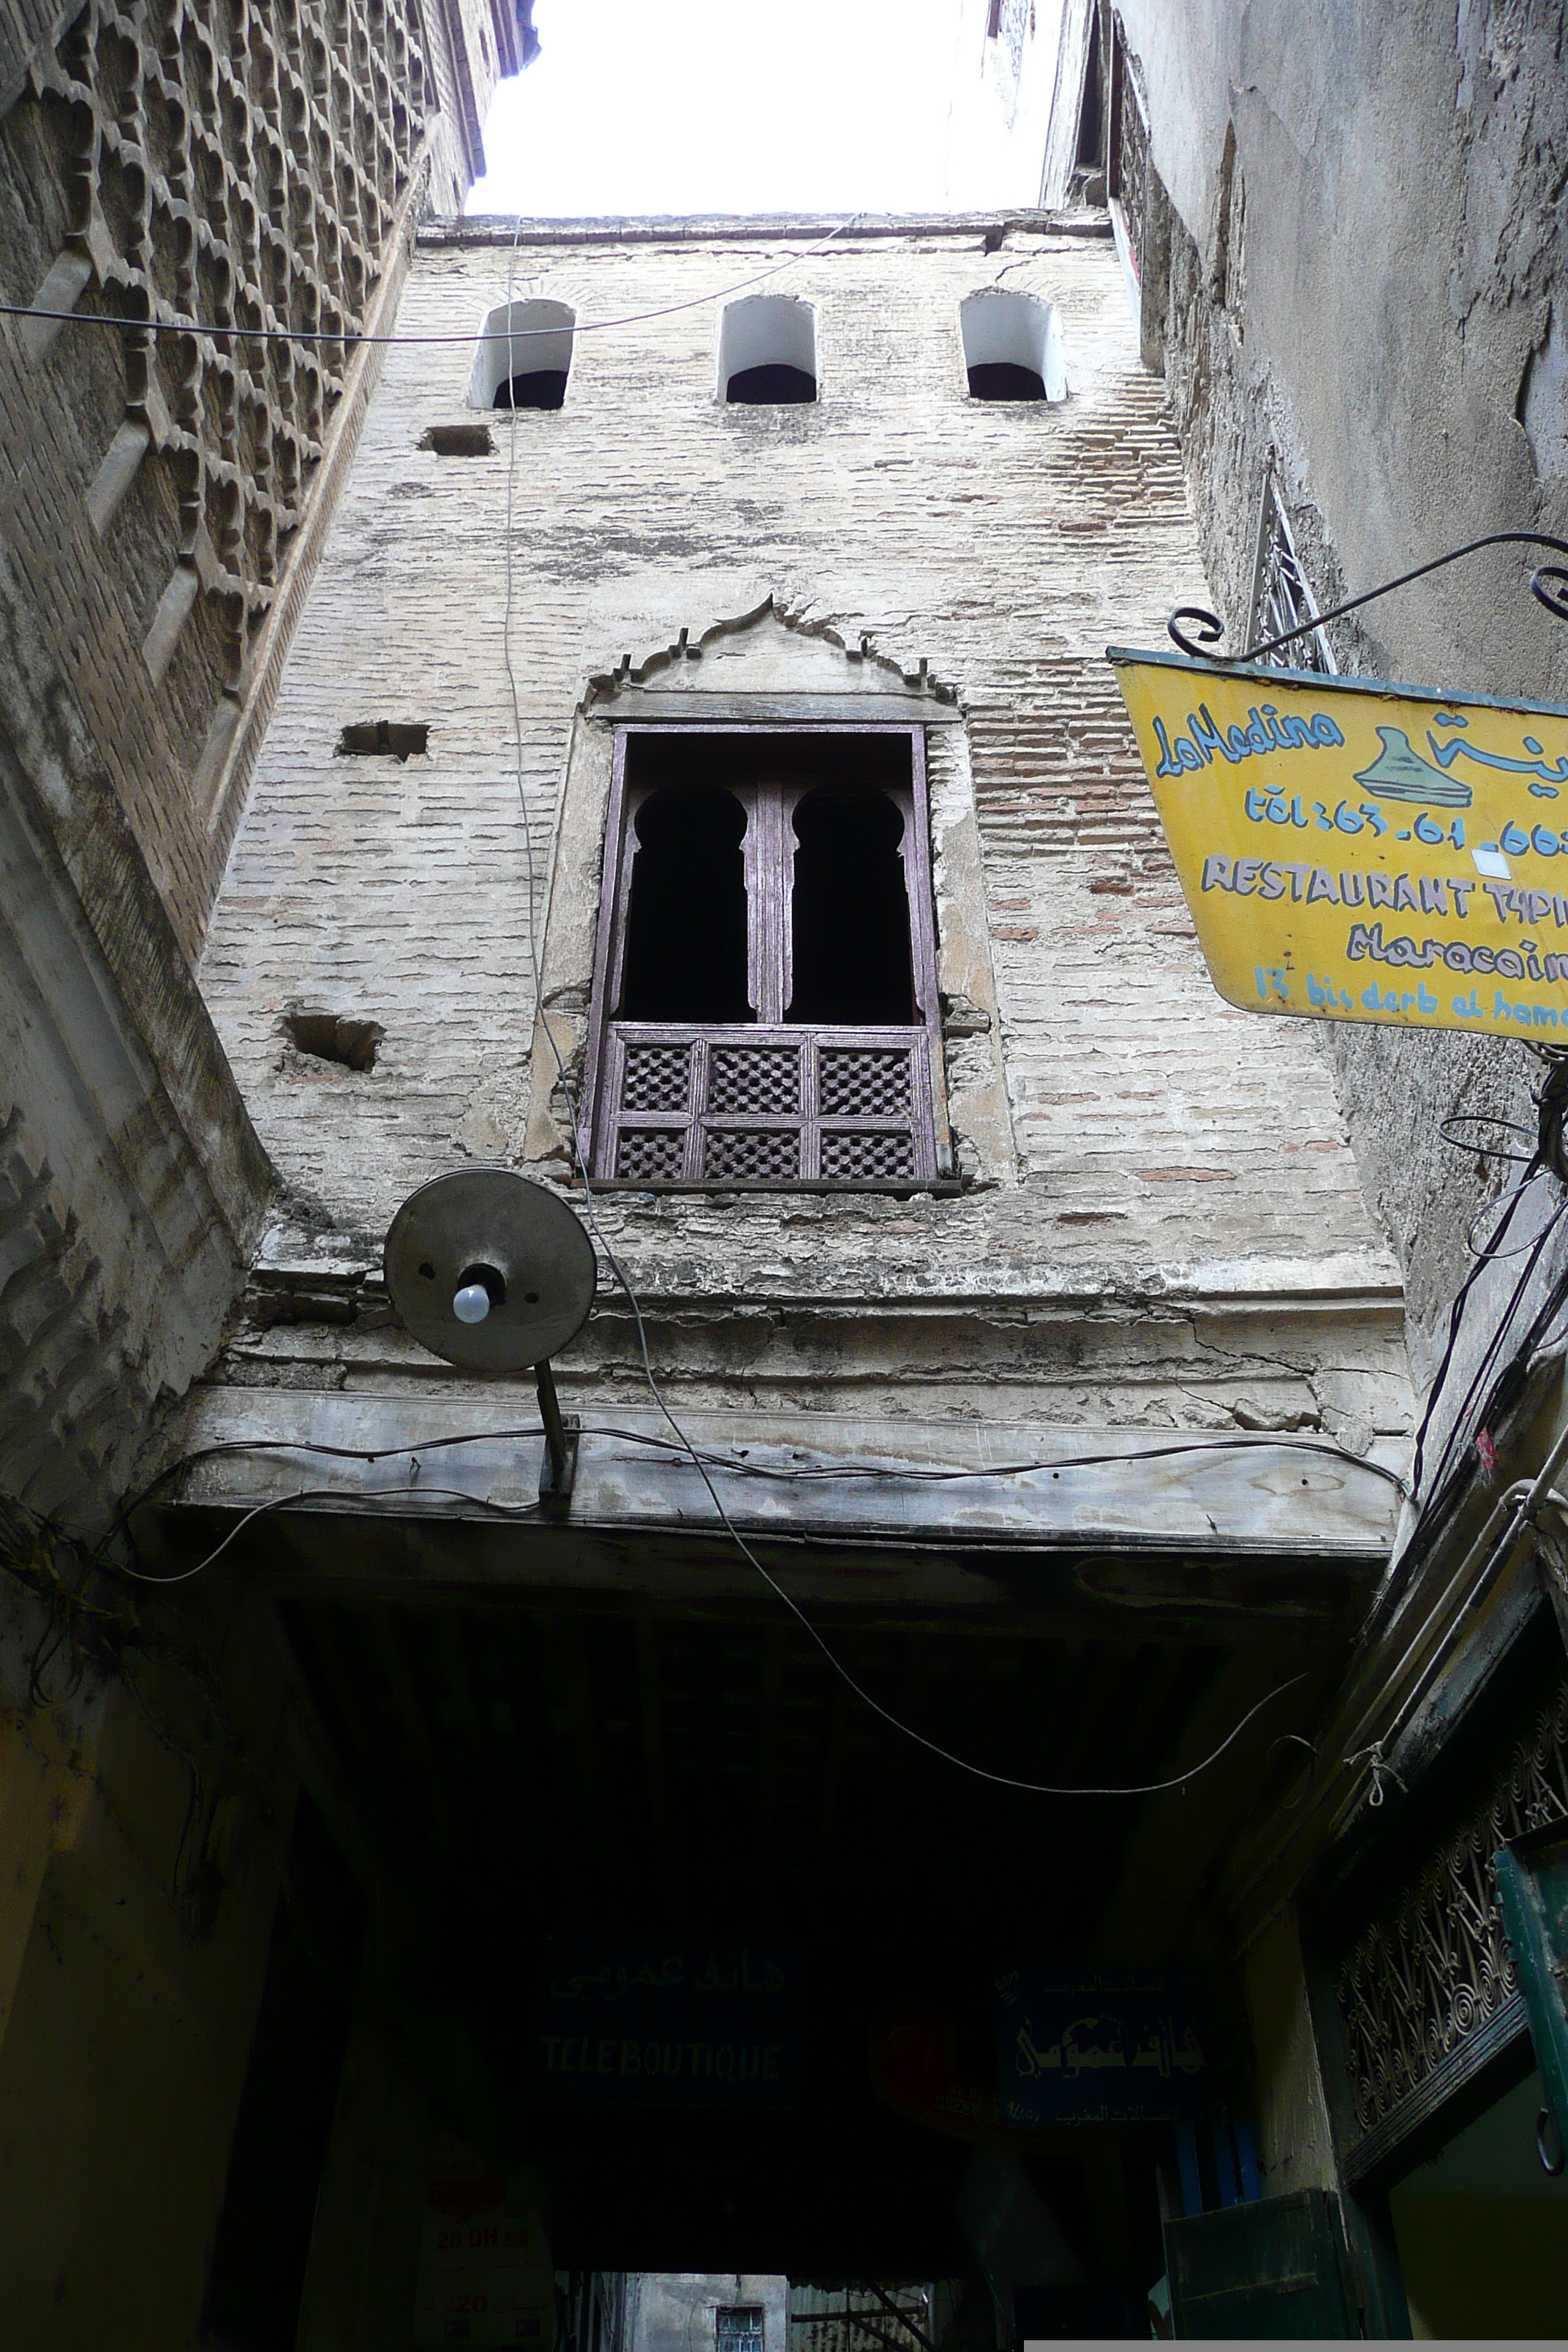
xmin=620 ymin=774 xmax=915 ymax=1026
xmin=617 ymin=737 xmax=916 ymax=1027
xmin=587 ymin=725 xmax=942 ymax=1187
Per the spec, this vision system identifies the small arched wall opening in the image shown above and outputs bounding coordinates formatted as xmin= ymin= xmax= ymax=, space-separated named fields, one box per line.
xmin=467 ymin=299 xmax=576 ymax=411
xmin=959 ymin=290 xmax=1066 ymax=402
xmin=717 ymin=295 xmax=818 ymax=404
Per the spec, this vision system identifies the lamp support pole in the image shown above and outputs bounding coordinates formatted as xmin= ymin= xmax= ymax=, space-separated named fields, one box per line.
xmin=534 ymin=1359 xmax=579 ymax=1503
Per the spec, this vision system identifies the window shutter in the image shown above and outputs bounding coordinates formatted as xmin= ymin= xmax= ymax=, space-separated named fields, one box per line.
xmin=1164 ymin=2187 xmax=1357 ymax=2339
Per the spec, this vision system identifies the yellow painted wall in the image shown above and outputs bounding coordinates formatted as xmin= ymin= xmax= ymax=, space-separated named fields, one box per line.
xmin=1242 ymin=1907 xmax=1338 ymax=2196
xmin=1390 ymin=2070 xmax=1568 ymax=2340
xmin=0 ymin=1593 xmax=297 ymax=2350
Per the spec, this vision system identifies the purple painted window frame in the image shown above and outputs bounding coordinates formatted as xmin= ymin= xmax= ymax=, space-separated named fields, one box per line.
xmin=581 ymin=723 xmax=945 ymax=1188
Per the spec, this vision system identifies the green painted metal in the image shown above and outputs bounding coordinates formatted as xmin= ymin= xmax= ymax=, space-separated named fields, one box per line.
xmin=1164 ymin=2187 xmax=1357 ymax=2339
xmin=1493 ymin=1822 xmax=1568 ymax=2144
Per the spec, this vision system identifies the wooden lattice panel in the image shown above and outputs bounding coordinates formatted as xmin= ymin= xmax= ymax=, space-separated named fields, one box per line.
xmin=599 ymin=1026 xmax=938 ymax=1187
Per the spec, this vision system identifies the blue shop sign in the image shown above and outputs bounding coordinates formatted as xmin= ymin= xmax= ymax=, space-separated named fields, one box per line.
xmin=538 ymin=1940 xmax=799 ymax=2109
xmin=996 ymin=1968 xmax=1209 ymax=2126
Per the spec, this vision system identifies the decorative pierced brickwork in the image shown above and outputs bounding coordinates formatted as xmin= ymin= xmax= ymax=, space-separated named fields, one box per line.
xmin=0 ymin=0 xmax=492 ymax=951
xmin=1334 ymin=1671 xmax=1568 ymax=2149
xmin=21 ymin=0 xmax=431 ymax=690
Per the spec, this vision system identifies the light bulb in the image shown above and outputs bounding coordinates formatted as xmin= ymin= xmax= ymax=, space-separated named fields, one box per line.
xmin=453 ymin=1283 xmax=491 ymax=1324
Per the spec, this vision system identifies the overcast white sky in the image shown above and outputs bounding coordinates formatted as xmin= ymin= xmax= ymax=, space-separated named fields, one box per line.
xmin=468 ymin=0 xmax=979 ymax=217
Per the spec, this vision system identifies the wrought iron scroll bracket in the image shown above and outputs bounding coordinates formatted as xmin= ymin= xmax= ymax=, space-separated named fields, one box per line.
xmin=1168 ymin=530 xmax=1568 ymax=668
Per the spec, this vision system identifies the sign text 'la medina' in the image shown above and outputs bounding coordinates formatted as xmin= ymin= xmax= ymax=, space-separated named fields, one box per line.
xmin=1112 ymin=648 xmax=1568 ymax=1040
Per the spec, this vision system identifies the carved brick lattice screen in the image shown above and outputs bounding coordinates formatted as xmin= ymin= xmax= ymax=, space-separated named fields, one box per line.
xmin=606 ymin=1029 xmax=933 ymax=1186
xmin=1333 ymin=1668 xmax=1568 ymax=2157
xmin=26 ymin=0 xmax=431 ymax=693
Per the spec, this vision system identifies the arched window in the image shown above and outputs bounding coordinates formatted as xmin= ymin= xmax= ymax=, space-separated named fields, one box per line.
xmin=717 ymin=295 xmax=818 ymax=404
xmin=788 ymin=788 xmax=914 ymax=1026
xmin=619 ymin=785 xmax=751 ymax=1023
xmin=467 ymin=298 xmax=575 ymax=411
xmin=959 ymin=290 xmax=1066 ymax=403
xmin=587 ymin=728 xmax=941 ymax=1188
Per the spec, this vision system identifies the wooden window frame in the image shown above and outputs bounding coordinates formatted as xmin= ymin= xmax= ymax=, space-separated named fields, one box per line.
xmin=582 ymin=723 xmax=947 ymax=1191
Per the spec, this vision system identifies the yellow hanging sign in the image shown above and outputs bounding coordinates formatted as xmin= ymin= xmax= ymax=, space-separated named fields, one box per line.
xmin=1109 ymin=648 xmax=1568 ymax=1038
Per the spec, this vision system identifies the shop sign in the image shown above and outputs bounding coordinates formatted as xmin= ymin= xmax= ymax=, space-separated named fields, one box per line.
xmin=1109 ymin=648 xmax=1568 ymax=1039
xmin=536 ymin=1939 xmax=797 ymax=2109
xmin=996 ymin=1967 xmax=1208 ymax=2126
xmin=413 ymin=2137 xmax=555 ymax=2350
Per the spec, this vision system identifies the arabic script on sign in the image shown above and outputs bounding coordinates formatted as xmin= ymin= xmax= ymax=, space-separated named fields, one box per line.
xmin=1109 ymin=649 xmax=1568 ymax=1039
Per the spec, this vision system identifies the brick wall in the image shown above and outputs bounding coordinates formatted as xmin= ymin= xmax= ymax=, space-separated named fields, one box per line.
xmin=197 ymin=219 xmax=1408 ymax=1440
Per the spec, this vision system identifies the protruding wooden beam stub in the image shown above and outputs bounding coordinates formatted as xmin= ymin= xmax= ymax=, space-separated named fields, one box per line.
xmin=86 ymin=420 xmax=151 ymax=537
xmin=20 ymin=252 xmax=91 ymax=365
xmin=143 ymin=562 xmax=200 ymax=685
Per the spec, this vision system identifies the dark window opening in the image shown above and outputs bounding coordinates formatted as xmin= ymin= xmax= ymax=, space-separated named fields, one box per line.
xmin=284 ymin=1013 xmax=384 ymax=1071
xmin=494 ymin=369 xmax=568 ymax=410
xmin=788 ymin=785 xmax=914 ymax=1025
xmin=420 ymin=422 xmax=495 ymax=456
xmin=1075 ymin=15 xmax=1104 ymax=170
xmin=967 ymin=360 xmax=1047 ymax=402
xmin=619 ymin=783 xmax=752 ymax=1022
xmin=336 ymin=720 xmax=428 ymax=759
xmin=726 ymin=363 xmax=817 ymax=404
xmin=202 ymin=1793 xmax=367 ymax=2352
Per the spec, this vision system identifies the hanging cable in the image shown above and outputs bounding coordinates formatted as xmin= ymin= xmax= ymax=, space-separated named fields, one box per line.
xmin=484 ymin=216 xmax=1317 ymax=1799
xmin=0 ymin=218 xmax=861 ymax=353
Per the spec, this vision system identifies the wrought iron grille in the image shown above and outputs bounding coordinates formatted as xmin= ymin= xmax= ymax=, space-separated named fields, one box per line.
xmin=788 ymin=2285 xmax=932 ymax=2352
xmin=1248 ymin=475 xmax=1337 ymax=676
xmin=716 ymin=2310 xmax=764 ymax=2352
xmin=1333 ymin=1670 xmax=1568 ymax=2145
xmin=600 ymin=1028 xmax=935 ymax=1186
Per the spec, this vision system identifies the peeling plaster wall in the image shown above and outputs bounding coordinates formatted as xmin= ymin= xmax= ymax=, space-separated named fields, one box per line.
xmin=197 ymin=219 xmax=1408 ymax=1447
xmin=1115 ymin=0 xmax=1568 ymax=1385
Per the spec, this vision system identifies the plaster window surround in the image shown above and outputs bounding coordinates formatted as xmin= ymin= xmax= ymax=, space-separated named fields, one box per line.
xmin=959 ymin=288 xmax=1068 ymax=402
xmin=518 ymin=603 xmax=1015 ymax=1199
xmin=717 ymin=295 xmax=819 ymax=404
xmin=467 ymin=297 xmax=576 ymax=410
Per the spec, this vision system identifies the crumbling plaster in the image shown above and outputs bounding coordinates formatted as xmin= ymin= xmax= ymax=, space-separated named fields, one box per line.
xmin=1119 ymin=0 xmax=1568 ymax=1384
xmin=195 ymin=219 xmax=1409 ymax=1450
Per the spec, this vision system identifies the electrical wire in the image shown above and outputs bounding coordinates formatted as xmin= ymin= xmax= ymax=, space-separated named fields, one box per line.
xmin=117 ymin=1481 xmax=545 ymax=1586
xmin=485 ymin=214 xmax=1318 ymax=1798
xmin=113 ymin=1420 xmax=1409 ymax=1526
xmin=1418 ymin=1194 xmax=1567 ymax=1515
xmin=78 ymin=214 xmax=1343 ymax=1791
xmin=0 ymin=218 xmax=861 ymax=354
